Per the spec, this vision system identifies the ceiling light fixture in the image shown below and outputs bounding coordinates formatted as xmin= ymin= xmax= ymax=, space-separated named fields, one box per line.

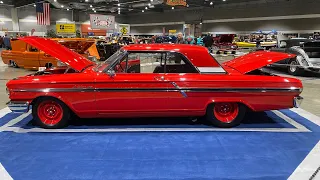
xmin=61 ymin=5 xmax=64 ymax=8
xmin=142 ymin=10 xmax=144 ymax=12
xmin=118 ymin=3 xmax=120 ymax=6
xmin=85 ymin=0 xmax=89 ymax=2
xmin=90 ymin=5 xmax=92 ymax=7
xmin=94 ymin=10 xmax=96 ymax=13
xmin=0 ymin=1 xmax=3 ymax=3
xmin=172 ymin=6 xmax=174 ymax=9
xmin=150 ymin=0 xmax=153 ymax=1
xmin=148 ymin=3 xmax=151 ymax=6
xmin=54 ymin=0 xmax=57 ymax=2
xmin=200 ymin=22 xmax=202 ymax=24
xmin=210 ymin=2 xmax=214 ymax=5
xmin=92 ymin=8 xmax=94 ymax=10
xmin=223 ymin=0 xmax=226 ymax=1
xmin=33 ymin=4 xmax=36 ymax=7
xmin=67 ymin=8 xmax=69 ymax=11
xmin=145 ymin=6 xmax=148 ymax=9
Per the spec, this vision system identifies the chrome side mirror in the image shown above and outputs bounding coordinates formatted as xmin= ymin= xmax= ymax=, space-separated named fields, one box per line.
xmin=107 ymin=69 xmax=116 ymax=78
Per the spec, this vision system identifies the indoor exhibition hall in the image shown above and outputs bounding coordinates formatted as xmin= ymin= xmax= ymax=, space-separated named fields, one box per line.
xmin=0 ymin=0 xmax=320 ymax=179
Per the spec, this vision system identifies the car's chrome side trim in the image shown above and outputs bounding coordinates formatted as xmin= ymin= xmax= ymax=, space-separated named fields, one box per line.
xmin=6 ymin=101 xmax=30 ymax=114
xmin=11 ymin=87 xmax=302 ymax=93
xmin=171 ymin=82 xmax=188 ymax=98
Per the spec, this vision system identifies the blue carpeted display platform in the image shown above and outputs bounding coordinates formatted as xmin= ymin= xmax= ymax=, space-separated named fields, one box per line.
xmin=0 ymin=109 xmax=319 ymax=180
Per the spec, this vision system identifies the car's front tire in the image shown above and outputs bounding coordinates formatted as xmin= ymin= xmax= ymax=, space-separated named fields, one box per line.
xmin=206 ymin=103 xmax=246 ymax=128
xmin=288 ymin=58 xmax=303 ymax=76
xmin=32 ymin=97 xmax=70 ymax=129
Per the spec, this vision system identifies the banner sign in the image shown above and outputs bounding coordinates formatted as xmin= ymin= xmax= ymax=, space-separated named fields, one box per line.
xmin=90 ymin=14 xmax=115 ymax=30
xmin=118 ymin=24 xmax=130 ymax=35
xmin=56 ymin=23 xmax=76 ymax=34
xmin=80 ymin=24 xmax=106 ymax=36
xmin=166 ymin=0 xmax=187 ymax=6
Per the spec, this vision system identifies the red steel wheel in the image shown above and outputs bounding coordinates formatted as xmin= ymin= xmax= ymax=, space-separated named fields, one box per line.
xmin=33 ymin=97 xmax=70 ymax=129
xmin=206 ymin=103 xmax=246 ymax=128
xmin=213 ymin=103 xmax=239 ymax=123
xmin=37 ymin=100 xmax=63 ymax=126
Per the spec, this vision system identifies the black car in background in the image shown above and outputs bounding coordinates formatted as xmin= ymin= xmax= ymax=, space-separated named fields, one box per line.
xmin=272 ymin=39 xmax=320 ymax=75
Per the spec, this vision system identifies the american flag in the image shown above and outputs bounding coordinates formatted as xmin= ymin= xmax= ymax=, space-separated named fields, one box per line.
xmin=36 ymin=2 xmax=50 ymax=25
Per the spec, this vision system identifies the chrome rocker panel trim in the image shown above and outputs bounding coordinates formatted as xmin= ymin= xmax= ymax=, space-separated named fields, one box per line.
xmin=294 ymin=96 xmax=303 ymax=108
xmin=7 ymin=101 xmax=30 ymax=114
xmin=11 ymin=87 xmax=303 ymax=93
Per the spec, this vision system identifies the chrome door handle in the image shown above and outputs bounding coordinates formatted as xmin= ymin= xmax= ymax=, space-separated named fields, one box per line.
xmin=154 ymin=76 xmax=165 ymax=81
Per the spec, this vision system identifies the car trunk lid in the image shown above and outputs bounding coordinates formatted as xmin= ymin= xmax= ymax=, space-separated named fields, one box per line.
xmin=19 ymin=37 xmax=94 ymax=72
xmin=223 ymin=51 xmax=295 ymax=74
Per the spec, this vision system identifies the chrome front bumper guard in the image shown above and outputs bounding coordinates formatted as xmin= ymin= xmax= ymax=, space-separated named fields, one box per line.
xmin=7 ymin=101 xmax=30 ymax=113
xmin=294 ymin=96 xmax=303 ymax=108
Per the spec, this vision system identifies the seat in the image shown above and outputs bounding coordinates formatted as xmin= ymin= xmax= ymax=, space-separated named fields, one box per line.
xmin=153 ymin=66 xmax=165 ymax=73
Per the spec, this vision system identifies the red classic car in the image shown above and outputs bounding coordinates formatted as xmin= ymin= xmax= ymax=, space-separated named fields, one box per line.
xmin=6 ymin=37 xmax=303 ymax=129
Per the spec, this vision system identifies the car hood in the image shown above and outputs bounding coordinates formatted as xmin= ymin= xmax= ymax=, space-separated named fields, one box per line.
xmin=52 ymin=38 xmax=95 ymax=54
xmin=223 ymin=51 xmax=295 ymax=74
xmin=19 ymin=37 xmax=94 ymax=72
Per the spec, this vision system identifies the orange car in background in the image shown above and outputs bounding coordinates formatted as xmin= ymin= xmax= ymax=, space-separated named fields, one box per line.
xmin=1 ymin=38 xmax=97 ymax=70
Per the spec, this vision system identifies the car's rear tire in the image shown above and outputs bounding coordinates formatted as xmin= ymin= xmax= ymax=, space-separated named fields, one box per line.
xmin=288 ymin=58 xmax=303 ymax=76
xmin=10 ymin=60 xmax=18 ymax=68
xmin=205 ymin=102 xmax=246 ymax=128
xmin=32 ymin=97 xmax=70 ymax=129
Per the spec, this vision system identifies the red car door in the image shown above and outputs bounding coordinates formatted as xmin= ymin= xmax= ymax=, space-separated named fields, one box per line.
xmin=159 ymin=51 xmax=226 ymax=116
xmin=164 ymin=73 xmax=214 ymax=113
xmin=95 ymin=52 xmax=172 ymax=117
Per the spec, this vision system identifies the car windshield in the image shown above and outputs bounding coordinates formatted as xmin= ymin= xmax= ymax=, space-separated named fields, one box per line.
xmin=94 ymin=49 xmax=127 ymax=72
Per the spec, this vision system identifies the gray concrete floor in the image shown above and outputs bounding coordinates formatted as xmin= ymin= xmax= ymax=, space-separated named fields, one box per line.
xmin=1 ymin=53 xmax=320 ymax=116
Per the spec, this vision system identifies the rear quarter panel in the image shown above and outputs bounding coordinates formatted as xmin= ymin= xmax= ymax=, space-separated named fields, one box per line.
xmin=169 ymin=74 xmax=302 ymax=112
xmin=1 ymin=50 xmax=24 ymax=66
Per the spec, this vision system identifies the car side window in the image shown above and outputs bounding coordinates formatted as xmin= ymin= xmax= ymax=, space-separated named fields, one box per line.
xmin=111 ymin=52 xmax=198 ymax=74
xmin=164 ymin=52 xmax=198 ymax=73
xmin=28 ymin=45 xmax=38 ymax=52
xmin=127 ymin=53 xmax=164 ymax=73
xmin=109 ymin=55 xmax=128 ymax=73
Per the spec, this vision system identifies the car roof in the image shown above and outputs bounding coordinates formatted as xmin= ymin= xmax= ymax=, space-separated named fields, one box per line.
xmin=122 ymin=44 xmax=221 ymax=67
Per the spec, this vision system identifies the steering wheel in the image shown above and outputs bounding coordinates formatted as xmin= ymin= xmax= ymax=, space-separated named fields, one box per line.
xmin=115 ymin=64 xmax=125 ymax=73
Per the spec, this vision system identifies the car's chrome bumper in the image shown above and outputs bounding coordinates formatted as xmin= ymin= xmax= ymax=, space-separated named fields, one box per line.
xmin=6 ymin=101 xmax=30 ymax=113
xmin=294 ymin=96 xmax=303 ymax=108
